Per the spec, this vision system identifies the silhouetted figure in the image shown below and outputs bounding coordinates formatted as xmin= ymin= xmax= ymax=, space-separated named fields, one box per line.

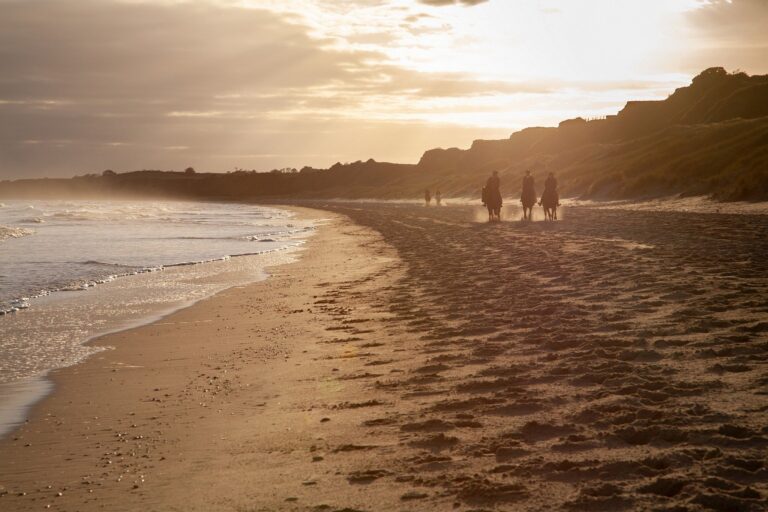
xmin=521 ymin=170 xmax=537 ymax=220
xmin=424 ymin=189 xmax=432 ymax=206
xmin=483 ymin=171 xmax=502 ymax=221
xmin=539 ymin=172 xmax=560 ymax=221
xmin=435 ymin=189 xmax=442 ymax=206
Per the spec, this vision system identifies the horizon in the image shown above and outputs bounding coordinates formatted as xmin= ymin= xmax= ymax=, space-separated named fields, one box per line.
xmin=1 ymin=0 xmax=768 ymax=179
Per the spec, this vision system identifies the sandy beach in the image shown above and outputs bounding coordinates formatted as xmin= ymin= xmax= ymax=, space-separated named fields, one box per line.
xmin=1 ymin=203 xmax=767 ymax=512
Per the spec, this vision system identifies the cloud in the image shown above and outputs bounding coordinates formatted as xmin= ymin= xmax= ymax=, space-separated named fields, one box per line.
xmin=2 ymin=0 xmax=740 ymax=179
xmin=689 ymin=0 xmax=768 ymax=38
xmin=419 ymin=0 xmax=489 ymax=6
xmin=0 ymin=1 xmax=356 ymax=102
xmin=404 ymin=13 xmax=436 ymax=23
xmin=686 ymin=0 xmax=768 ymax=73
xmin=0 ymin=0 xmax=523 ymax=178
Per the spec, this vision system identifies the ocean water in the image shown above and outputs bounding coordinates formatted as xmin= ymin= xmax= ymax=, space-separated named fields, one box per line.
xmin=0 ymin=199 xmax=315 ymax=437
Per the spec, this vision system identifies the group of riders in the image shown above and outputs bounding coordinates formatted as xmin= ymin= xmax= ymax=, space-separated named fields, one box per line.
xmin=423 ymin=170 xmax=560 ymax=222
xmin=482 ymin=170 xmax=560 ymax=222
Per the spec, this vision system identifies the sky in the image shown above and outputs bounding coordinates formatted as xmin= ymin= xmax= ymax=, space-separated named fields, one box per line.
xmin=1 ymin=0 xmax=767 ymax=179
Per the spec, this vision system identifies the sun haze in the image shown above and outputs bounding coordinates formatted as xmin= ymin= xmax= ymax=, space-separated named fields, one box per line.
xmin=0 ymin=0 xmax=766 ymax=178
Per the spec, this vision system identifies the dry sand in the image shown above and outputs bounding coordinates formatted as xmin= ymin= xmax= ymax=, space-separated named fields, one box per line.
xmin=1 ymin=203 xmax=767 ymax=512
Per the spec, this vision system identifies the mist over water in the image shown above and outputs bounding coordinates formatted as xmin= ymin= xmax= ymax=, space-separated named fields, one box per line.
xmin=0 ymin=199 xmax=315 ymax=437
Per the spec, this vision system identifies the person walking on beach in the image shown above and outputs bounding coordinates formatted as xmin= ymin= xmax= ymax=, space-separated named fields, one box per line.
xmin=484 ymin=171 xmax=502 ymax=221
xmin=435 ymin=189 xmax=442 ymax=206
xmin=521 ymin=170 xmax=537 ymax=221
xmin=424 ymin=188 xmax=432 ymax=206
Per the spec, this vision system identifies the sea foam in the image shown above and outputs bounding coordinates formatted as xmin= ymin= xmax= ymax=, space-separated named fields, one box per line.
xmin=0 ymin=225 xmax=34 ymax=241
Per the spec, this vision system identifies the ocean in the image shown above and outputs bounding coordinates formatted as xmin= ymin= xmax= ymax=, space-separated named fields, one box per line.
xmin=0 ymin=199 xmax=315 ymax=437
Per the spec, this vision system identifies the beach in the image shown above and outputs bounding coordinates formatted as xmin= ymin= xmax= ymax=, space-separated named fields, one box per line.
xmin=0 ymin=200 xmax=313 ymax=438
xmin=1 ymin=203 xmax=767 ymax=511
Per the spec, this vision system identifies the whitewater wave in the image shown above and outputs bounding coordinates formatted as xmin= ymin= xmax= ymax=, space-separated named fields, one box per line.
xmin=79 ymin=260 xmax=133 ymax=267
xmin=242 ymin=226 xmax=316 ymax=242
xmin=0 ymin=239 xmax=305 ymax=316
xmin=18 ymin=217 xmax=45 ymax=224
xmin=0 ymin=200 xmax=313 ymax=320
xmin=48 ymin=207 xmax=179 ymax=222
xmin=164 ymin=226 xmax=314 ymax=243
xmin=49 ymin=210 xmax=109 ymax=221
xmin=0 ymin=225 xmax=34 ymax=241
xmin=47 ymin=210 xmax=274 ymax=225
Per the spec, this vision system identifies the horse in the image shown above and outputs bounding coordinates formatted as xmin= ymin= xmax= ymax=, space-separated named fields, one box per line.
xmin=540 ymin=189 xmax=559 ymax=221
xmin=521 ymin=195 xmax=536 ymax=221
xmin=482 ymin=186 xmax=502 ymax=222
xmin=520 ymin=178 xmax=537 ymax=221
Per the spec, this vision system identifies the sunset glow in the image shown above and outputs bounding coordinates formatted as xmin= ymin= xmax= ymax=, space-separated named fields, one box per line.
xmin=1 ymin=0 xmax=767 ymax=177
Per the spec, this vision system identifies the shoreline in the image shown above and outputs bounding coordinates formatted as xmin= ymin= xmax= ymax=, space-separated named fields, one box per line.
xmin=0 ymin=206 xmax=408 ymax=511
xmin=0 ymin=199 xmax=312 ymax=316
xmin=0 ymin=205 xmax=316 ymax=439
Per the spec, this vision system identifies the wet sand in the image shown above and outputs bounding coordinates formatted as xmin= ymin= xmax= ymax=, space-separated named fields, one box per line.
xmin=1 ymin=203 xmax=767 ymax=511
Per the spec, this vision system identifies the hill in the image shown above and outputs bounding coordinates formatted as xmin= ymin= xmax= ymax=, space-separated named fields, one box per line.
xmin=2 ymin=67 xmax=767 ymax=202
